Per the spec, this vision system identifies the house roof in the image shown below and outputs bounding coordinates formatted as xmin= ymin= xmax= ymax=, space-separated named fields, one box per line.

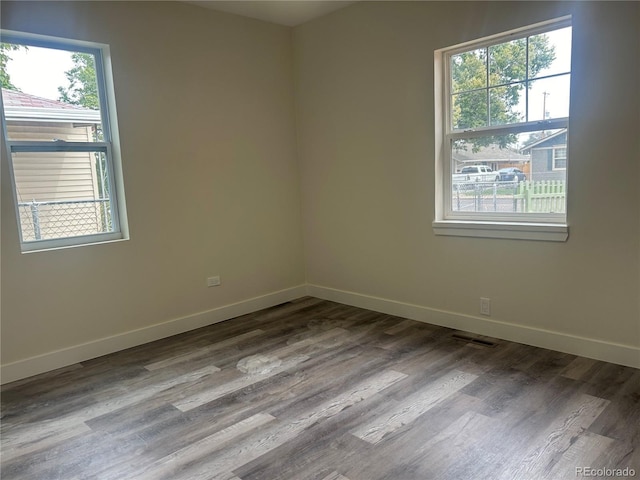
xmin=2 ymin=89 xmax=82 ymax=109
xmin=1 ymin=89 xmax=101 ymax=124
xmin=521 ymin=129 xmax=567 ymax=152
xmin=452 ymin=143 xmax=529 ymax=163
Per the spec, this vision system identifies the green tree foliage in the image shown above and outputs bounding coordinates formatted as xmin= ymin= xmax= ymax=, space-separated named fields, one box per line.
xmin=0 ymin=43 xmax=24 ymax=91
xmin=452 ymin=35 xmax=555 ymax=150
xmin=58 ymin=52 xmax=99 ymax=109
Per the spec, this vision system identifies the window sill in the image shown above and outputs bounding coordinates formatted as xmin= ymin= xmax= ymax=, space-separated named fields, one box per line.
xmin=21 ymin=233 xmax=128 ymax=253
xmin=432 ymin=220 xmax=568 ymax=242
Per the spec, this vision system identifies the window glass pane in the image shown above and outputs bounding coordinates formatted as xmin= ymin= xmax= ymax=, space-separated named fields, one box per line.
xmin=489 ymin=83 xmax=526 ymax=125
xmin=449 ymin=25 xmax=571 ymax=131
xmin=529 ymin=27 xmax=572 ymax=79
xmin=451 ymin=90 xmax=487 ymax=129
xmin=525 ymin=74 xmax=571 ymax=121
xmin=1 ymin=44 xmax=104 ymax=142
xmin=451 ymin=129 xmax=567 ymax=214
xmin=12 ymin=150 xmax=114 ymax=242
xmin=451 ymin=49 xmax=487 ymax=93
xmin=489 ymin=38 xmax=527 ymax=86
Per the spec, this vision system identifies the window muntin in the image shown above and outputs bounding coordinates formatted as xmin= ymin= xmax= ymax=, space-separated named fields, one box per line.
xmin=437 ymin=17 xmax=571 ymax=228
xmin=1 ymin=31 xmax=126 ymax=251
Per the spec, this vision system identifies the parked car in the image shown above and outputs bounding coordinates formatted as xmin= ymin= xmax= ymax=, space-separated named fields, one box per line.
xmin=453 ymin=165 xmax=500 ymax=183
xmin=498 ymin=168 xmax=527 ymax=182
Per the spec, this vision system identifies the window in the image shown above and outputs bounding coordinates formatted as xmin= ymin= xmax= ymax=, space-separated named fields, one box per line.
xmin=553 ymin=147 xmax=567 ymax=170
xmin=434 ymin=17 xmax=571 ymax=241
xmin=1 ymin=31 xmax=128 ymax=252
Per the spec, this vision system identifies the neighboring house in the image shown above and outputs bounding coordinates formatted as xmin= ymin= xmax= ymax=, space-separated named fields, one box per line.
xmin=452 ymin=142 xmax=530 ymax=174
xmin=520 ymin=129 xmax=567 ymax=182
xmin=1 ymin=89 xmax=106 ymax=241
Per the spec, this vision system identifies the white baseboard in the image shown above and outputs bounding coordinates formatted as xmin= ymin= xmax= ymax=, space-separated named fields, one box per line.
xmin=3 ymin=283 xmax=637 ymax=384
xmin=307 ymin=284 xmax=640 ymax=369
xmin=0 ymin=285 xmax=307 ymax=385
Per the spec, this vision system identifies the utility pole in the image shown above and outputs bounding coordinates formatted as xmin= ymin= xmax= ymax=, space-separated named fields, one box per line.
xmin=542 ymin=91 xmax=550 ymax=119
xmin=542 ymin=91 xmax=550 ymax=137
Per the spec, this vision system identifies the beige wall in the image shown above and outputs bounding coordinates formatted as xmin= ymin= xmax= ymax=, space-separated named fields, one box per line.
xmin=294 ymin=2 xmax=639 ymax=347
xmin=1 ymin=1 xmax=638 ymax=379
xmin=1 ymin=1 xmax=305 ymax=369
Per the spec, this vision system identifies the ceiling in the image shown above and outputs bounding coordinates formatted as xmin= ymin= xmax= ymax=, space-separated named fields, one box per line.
xmin=183 ymin=1 xmax=357 ymax=27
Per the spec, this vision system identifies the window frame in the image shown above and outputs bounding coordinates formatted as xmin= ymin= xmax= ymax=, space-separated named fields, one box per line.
xmin=1 ymin=30 xmax=128 ymax=252
xmin=553 ymin=146 xmax=567 ymax=170
xmin=433 ymin=16 xmax=571 ymax=242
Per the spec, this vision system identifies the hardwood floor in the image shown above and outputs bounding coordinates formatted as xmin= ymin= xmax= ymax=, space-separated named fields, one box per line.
xmin=2 ymin=297 xmax=639 ymax=480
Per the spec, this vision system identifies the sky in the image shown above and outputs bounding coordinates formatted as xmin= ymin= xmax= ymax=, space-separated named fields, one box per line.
xmin=520 ymin=26 xmax=572 ymax=122
xmin=5 ymin=45 xmax=74 ymax=100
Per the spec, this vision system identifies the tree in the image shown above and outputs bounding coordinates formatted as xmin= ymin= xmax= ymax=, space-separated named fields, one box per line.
xmin=0 ymin=43 xmax=24 ymax=91
xmin=452 ymin=35 xmax=556 ymax=151
xmin=58 ymin=52 xmax=99 ymax=109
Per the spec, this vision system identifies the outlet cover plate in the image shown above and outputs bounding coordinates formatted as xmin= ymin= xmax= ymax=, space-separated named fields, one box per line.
xmin=480 ymin=297 xmax=491 ymax=316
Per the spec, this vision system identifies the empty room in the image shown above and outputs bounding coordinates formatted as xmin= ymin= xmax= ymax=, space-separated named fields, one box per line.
xmin=1 ymin=1 xmax=638 ymax=479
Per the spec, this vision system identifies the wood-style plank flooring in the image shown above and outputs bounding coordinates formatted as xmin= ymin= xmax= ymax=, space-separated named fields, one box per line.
xmin=2 ymin=297 xmax=639 ymax=479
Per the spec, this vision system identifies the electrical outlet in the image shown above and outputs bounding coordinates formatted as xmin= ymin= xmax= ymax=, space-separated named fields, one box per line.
xmin=480 ymin=297 xmax=491 ymax=316
xmin=207 ymin=276 xmax=221 ymax=287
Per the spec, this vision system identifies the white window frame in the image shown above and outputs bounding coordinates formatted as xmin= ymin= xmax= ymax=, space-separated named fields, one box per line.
xmin=553 ymin=147 xmax=567 ymax=170
xmin=1 ymin=30 xmax=128 ymax=252
xmin=433 ymin=16 xmax=571 ymax=242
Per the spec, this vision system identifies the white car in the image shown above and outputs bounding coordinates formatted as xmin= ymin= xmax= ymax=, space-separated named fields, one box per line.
xmin=453 ymin=165 xmax=500 ymax=183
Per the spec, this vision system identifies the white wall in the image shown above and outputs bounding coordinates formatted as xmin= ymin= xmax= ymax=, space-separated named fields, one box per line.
xmin=1 ymin=1 xmax=305 ymax=381
xmin=294 ymin=1 xmax=639 ymax=365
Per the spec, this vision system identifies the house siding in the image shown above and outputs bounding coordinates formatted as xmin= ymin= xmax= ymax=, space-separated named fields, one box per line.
xmin=528 ymin=132 xmax=567 ymax=181
xmin=7 ymin=121 xmax=99 ymax=199
xmin=7 ymin=121 xmax=104 ymax=240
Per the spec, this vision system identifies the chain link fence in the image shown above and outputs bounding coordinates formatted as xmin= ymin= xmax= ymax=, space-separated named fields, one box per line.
xmin=453 ymin=180 xmax=566 ymax=214
xmin=17 ymin=199 xmax=112 ymax=242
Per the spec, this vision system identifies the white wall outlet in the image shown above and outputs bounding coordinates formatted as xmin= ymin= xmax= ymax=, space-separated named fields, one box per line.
xmin=480 ymin=297 xmax=491 ymax=316
xmin=207 ymin=276 xmax=221 ymax=287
